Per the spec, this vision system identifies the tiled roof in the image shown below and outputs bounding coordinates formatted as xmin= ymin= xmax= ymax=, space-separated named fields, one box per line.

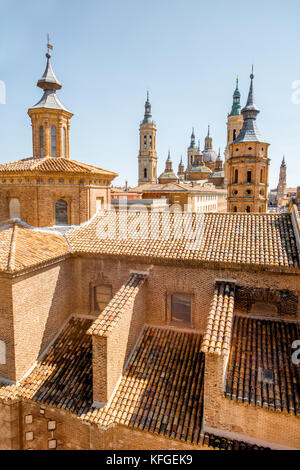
xmin=88 ymin=273 xmax=147 ymax=337
xmin=131 ymin=182 xmax=225 ymax=193
xmin=0 ymin=220 xmax=70 ymax=273
xmin=0 ymin=316 xmax=93 ymax=414
xmin=0 ymin=157 xmax=117 ymax=177
xmin=83 ymin=326 xmax=205 ymax=444
xmin=225 ymin=316 xmax=300 ymax=415
xmin=66 ymin=211 xmax=300 ymax=270
xmin=201 ymin=281 xmax=235 ymax=355
xmin=0 ymin=318 xmax=271 ymax=449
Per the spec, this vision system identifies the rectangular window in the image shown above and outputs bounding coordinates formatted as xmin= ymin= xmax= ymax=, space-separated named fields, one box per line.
xmin=94 ymin=285 xmax=112 ymax=312
xmin=171 ymin=294 xmax=191 ymax=325
xmin=247 ymin=171 xmax=252 ymax=183
xmin=96 ymin=197 xmax=103 ymax=212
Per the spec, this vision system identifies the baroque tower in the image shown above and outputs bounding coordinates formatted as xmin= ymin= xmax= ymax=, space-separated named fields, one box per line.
xmin=138 ymin=91 xmax=157 ymax=184
xmin=28 ymin=41 xmax=73 ymax=158
xmin=224 ymin=78 xmax=244 ymax=185
xmin=276 ymin=156 xmax=287 ymax=206
xmin=187 ymin=127 xmax=197 ymax=168
xmin=227 ymin=70 xmax=270 ymax=213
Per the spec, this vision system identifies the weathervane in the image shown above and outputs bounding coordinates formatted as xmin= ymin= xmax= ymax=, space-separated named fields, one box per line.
xmin=47 ymin=33 xmax=53 ymax=56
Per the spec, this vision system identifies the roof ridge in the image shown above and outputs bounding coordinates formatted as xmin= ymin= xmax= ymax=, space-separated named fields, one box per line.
xmin=7 ymin=222 xmax=17 ymax=272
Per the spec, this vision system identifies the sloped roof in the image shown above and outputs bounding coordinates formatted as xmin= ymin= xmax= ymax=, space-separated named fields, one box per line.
xmin=66 ymin=211 xmax=300 ymax=270
xmin=0 ymin=220 xmax=70 ymax=273
xmin=226 ymin=316 xmax=300 ymax=415
xmin=0 ymin=316 xmax=271 ymax=450
xmin=0 ymin=157 xmax=117 ymax=177
xmin=201 ymin=281 xmax=235 ymax=355
xmin=88 ymin=273 xmax=147 ymax=337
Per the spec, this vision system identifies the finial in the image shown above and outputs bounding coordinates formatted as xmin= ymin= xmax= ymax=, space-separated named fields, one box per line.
xmin=207 ymin=125 xmax=210 ymax=137
xmin=46 ymin=33 xmax=53 ymax=59
xmin=250 ymin=64 xmax=254 ymax=80
xmin=147 ymin=89 xmax=149 ymax=101
xmin=236 ymin=76 xmax=239 ymax=88
xmin=167 ymin=149 xmax=171 ymax=161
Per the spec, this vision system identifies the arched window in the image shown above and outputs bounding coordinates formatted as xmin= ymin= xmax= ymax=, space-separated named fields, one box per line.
xmin=144 ymin=136 xmax=147 ymax=149
xmin=233 ymin=129 xmax=236 ymax=140
xmin=51 ymin=126 xmax=57 ymax=157
xmin=39 ymin=126 xmax=44 ymax=157
xmin=233 ymin=206 xmax=237 ymax=212
xmin=63 ymin=128 xmax=66 ymax=158
xmin=149 ymin=135 xmax=152 ymax=148
xmin=260 ymin=168 xmax=263 ymax=183
xmin=246 ymin=206 xmax=251 ymax=213
xmin=234 ymin=169 xmax=238 ymax=183
xmin=247 ymin=170 xmax=252 ymax=183
xmin=55 ymin=199 xmax=68 ymax=225
xmin=9 ymin=198 xmax=21 ymax=219
xmin=144 ymin=168 xmax=147 ymax=179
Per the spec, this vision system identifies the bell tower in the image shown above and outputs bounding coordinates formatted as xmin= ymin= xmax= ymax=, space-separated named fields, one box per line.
xmin=276 ymin=157 xmax=287 ymax=206
xmin=227 ymin=70 xmax=270 ymax=213
xmin=28 ymin=37 xmax=73 ymax=159
xmin=138 ymin=91 xmax=157 ymax=184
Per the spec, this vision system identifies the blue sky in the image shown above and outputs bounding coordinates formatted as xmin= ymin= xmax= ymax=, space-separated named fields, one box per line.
xmin=0 ymin=0 xmax=300 ymax=188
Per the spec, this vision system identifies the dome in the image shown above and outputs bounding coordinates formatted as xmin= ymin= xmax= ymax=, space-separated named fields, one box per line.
xmin=186 ymin=165 xmax=212 ymax=174
xmin=202 ymin=150 xmax=217 ymax=163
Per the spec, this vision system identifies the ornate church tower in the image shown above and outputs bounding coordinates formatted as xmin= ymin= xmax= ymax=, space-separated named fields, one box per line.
xmin=187 ymin=127 xmax=197 ymax=168
xmin=224 ymin=79 xmax=244 ymax=184
xmin=28 ymin=40 xmax=73 ymax=158
xmin=138 ymin=91 xmax=157 ymax=184
xmin=227 ymin=70 xmax=270 ymax=213
xmin=276 ymin=157 xmax=287 ymax=206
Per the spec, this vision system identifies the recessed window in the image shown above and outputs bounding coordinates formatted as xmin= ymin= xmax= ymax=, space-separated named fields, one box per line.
xmin=39 ymin=126 xmax=44 ymax=157
xmin=144 ymin=136 xmax=147 ymax=149
xmin=233 ymin=129 xmax=237 ymax=140
xmin=9 ymin=198 xmax=21 ymax=219
xmin=247 ymin=171 xmax=252 ymax=183
xmin=94 ymin=285 xmax=112 ymax=312
xmin=248 ymin=147 xmax=252 ymax=151
xmin=234 ymin=169 xmax=238 ymax=184
xmin=144 ymin=168 xmax=147 ymax=179
xmin=246 ymin=206 xmax=251 ymax=213
xmin=63 ymin=128 xmax=66 ymax=158
xmin=55 ymin=199 xmax=68 ymax=225
xmin=171 ymin=294 xmax=191 ymax=325
xmin=246 ymin=189 xmax=252 ymax=195
xmin=233 ymin=190 xmax=238 ymax=195
xmin=235 ymin=148 xmax=239 ymax=152
xmin=233 ymin=206 xmax=237 ymax=212
xmin=51 ymin=126 xmax=57 ymax=158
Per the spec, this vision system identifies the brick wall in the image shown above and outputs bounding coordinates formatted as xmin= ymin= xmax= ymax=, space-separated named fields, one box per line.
xmin=0 ymin=277 xmax=14 ymax=382
xmin=92 ymin=281 xmax=147 ymax=404
xmin=11 ymin=259 xmax=75 ymax=382
xmin=203 ymin=354 xmax=300 ymax=449
xmin=0 ymin=401 xmax=20 ymax=449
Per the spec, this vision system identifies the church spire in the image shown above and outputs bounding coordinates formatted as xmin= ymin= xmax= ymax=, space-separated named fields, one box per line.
xmin=143 ymin=89 xmax=153 ymax=124
xmin=189 ymin=127 xmax=196 ymax=148
xmin=230 ymin=77 xmax=241 ymax=116
xmin=233 ymin=68 xmax=264 ymax=143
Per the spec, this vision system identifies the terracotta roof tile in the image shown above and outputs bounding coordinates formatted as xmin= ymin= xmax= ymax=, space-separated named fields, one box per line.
xmin=0 ymin=157 xmax=117 ymax=177
xmin=66 ymin=211 xmax=299 ymax=270
xmin=225 ymin=316 xmax=300 ymax=415
xmin=0 ymin=220 xmax=70 ymax=272
xmin=88 ymin=273 xmax=147 ymax=337
xmin=83 ymin=326 xmax=205 ymax=444
xmin=201 ymin=281 xmax=235 ymax=355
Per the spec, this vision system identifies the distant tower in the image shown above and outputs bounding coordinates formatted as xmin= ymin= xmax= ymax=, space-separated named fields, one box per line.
xmin=202 ymin=125 xmax=217 ymax=168
xmin=224 ymin=78 xmax=244 ymax=184
xmin=28 ymin=37 xmax=73 ymax=158
xmin=227 ymin=70 xmax=270 ymax=213
xmin=178 ymin=155 xmax=185 ymax=178
xmin=276 ymin=157 xmax=287 ymax=206
xmin=138 ymin=90 xmax=157 ymax=184
xmin=158 ymin=151 xmax=179 ymax=184
xmin=187 ymin=127 xmax=197 ymax=168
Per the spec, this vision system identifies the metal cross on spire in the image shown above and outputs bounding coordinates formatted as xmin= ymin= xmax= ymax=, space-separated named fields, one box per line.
xmin=47 ymin=33 xmax=53 ymax=55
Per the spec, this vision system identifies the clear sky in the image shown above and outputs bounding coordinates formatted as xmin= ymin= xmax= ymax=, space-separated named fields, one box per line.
xmin=0 ymin=0 xmax=300 ymax=188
